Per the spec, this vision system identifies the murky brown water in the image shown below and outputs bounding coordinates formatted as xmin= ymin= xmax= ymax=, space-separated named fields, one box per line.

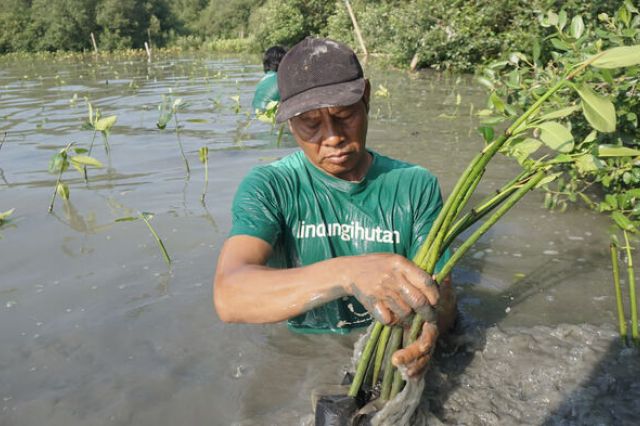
xmin=1 ymin=53 xmax=637 ymax=426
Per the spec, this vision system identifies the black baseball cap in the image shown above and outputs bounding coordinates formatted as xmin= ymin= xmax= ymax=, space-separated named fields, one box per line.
xmin=275 ymin=38 xmax=365 ymax=123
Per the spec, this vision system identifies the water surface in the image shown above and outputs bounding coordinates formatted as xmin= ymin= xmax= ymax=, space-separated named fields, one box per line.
xmin=0 ymin=52 xmax=636 ymax=425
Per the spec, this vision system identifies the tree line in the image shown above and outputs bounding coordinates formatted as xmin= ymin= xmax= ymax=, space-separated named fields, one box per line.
xmin=0 ymin=0 xmax=622 ymax=71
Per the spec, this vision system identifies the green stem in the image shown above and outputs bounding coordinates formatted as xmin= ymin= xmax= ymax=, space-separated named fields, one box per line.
xmin=372 ymin=325 xmax=391 ymax=386
xmin=49 ymin=143 xmax=73 ymax=213
xmin=406 ymin=170 xmax=547 ymax=352
xmin=101 ymin=132 xmax=110 ymax=155
xmin=413 ymin=153 xmax=483 ymax=268
xmin=380 ymin=326 xmax=403 ymax=400
xmin=389 ymin=368 xmax=404 ymax=400
xmin=624 ymin=231 xmax=637 ymax=346
xmin=276 ymin=124 xmax=284 ymax=147
xmin=442 ymin=169 xmax=535 ymax=250
xmin=348 ymin=321 xmax=383 ymax=397
xmin=201 ymin=156 xmax=209 ymax=203
xmin=140 ymin=214 xmax=171 ymax=267
xmin=84 ymin=129 xmax=98 ymax=183
xmin=434 ymin=170 xmax=546 ymax=282
xmin=610 ymin=243 xmax=627 ymax=345
xmin=452 ymin=168 xmax=484 ymax=220
xmin=174 ymin=112 xmax=190 ymax=178
xmin=48 ymin=167 xmax=64 ymax=213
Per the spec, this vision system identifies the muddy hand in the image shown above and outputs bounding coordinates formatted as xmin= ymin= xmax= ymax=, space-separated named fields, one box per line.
xmin=345 ymin=254 xmax=439 ymax=325
xmin=391 ymin=322 xmax=438 ymax=378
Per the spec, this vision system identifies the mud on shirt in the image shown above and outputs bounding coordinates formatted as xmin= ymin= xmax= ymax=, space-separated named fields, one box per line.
xmin=230 ymin=150 xmax=449 ymax=334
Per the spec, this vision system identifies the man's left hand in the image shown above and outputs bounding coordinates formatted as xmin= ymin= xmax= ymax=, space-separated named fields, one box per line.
xmin=391 ymin=322 xmax=438 ymax=379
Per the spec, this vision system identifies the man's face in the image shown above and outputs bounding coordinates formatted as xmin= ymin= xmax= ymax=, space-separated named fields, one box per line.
xmin=288 ymin=86 xmax=370 ymax=181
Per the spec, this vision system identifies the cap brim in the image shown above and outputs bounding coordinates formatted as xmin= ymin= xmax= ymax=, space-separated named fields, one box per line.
xmin=275 ymin=78 xmax=365 ymax=123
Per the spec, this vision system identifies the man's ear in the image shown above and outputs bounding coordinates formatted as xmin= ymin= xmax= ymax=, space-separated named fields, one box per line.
xmin=363 ymin=79 xmax=371 ymax=113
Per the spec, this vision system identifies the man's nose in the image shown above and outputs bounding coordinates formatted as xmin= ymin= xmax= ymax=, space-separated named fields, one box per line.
xmin=321 ymin=115 xmax=345 ymax=146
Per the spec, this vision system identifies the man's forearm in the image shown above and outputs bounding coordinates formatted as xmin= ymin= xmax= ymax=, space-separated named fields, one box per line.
xmin=214 ymin=256 xmax=351 ymax=323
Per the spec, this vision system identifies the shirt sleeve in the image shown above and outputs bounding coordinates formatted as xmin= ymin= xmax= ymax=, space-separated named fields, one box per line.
xmin=407 ymin=170 xmax=451 ymax=274
xmin=229 ymin=166 xmax=283 ymax=246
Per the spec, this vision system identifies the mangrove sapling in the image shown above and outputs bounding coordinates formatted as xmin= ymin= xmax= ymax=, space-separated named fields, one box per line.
xmin=256 ymin=101 xmax=285 ymax=146
xmin=48 ymin=143 xmax=104 ymax=213
xmin=82 ymin=100 xmax=117 ymax=182
xmin=157 ymin=96 xmax=190 ymax=177
xmin=0 ymin=208 xmax=15 ymax=226
xmin=623 ymin=230 xmax=638 ymax=346
xmin=230 ymin=95 xmax=241 ymax=115
xmin=83 ymin=100 xmax=117 ymax=155
xmin=347 ymin=41 xmax=640 ymax=418
xmin=0 ymin=132 xmax=6 ymax=151
xmin=199 ymin=146 xmax=209 ymax=203
xmin=610 ymin=242 xmax=628 ymax=345
xmin=115 ymin=212 xmax=171 ymax=267
xmin=373 ymin=84 xmax=392 ymax=119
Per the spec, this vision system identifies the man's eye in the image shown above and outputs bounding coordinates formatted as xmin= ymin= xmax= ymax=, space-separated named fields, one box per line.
xmin=301 ymin=118 xmax=320 ymax=128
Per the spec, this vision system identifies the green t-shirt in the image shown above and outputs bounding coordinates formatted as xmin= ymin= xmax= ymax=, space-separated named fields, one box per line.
xmin=230 ymin=150 xmax=449 ymax=334
xmin=251 ymin=71 xmax=280 ymax=113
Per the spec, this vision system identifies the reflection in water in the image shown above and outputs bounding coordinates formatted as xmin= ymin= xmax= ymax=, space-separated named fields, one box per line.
xmin=200 ymin=199 xmax=218 ymax=232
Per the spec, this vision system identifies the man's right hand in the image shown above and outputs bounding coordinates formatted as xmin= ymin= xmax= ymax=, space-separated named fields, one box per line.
xmin=343 ymin=253 xmax=439 ymax=325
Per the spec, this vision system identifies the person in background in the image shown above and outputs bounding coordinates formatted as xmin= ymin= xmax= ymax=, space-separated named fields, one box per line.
xmin=215 ymin=38 xmax=456 ymax=378
xmin=252 ymin=45 xmax=287 ymax=113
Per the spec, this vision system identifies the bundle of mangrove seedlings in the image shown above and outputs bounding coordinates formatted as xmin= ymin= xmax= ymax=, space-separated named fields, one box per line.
xmin=315 ymin=41 xmax=640 ymax=426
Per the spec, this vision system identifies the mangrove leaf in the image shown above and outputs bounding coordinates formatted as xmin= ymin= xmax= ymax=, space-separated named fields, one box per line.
xmin=536 ymin=105 xmax=580 ymax=122
xmin=570 ymin=16 xmax=585 ymax=39
xmin=94 ymin=115 xmax=117 ymax=132
xmin=576 ymin=85 xmax=616 ymax=133
xmin=70 ymin=155 xmax=103 ymax=168
xmin=591 ymin=45 xmax=640 ymax=68
xmin=598 ymin=145 xmax=640 ymax=157
xmin=537 ymin=121 xmax=574 ymax=153
xmin=612 ymin=211 xmax=637 ymax=232
xmin=56 ymin=183 xmax=69 ymax=200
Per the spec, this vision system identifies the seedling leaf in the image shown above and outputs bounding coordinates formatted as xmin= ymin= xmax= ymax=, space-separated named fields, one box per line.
xmin=536 ymin=121 xmax=574 ymax=152
xmin=94 ymin=115 xmax=117 ymax=132
xmin=56 ymin=183 xmax=70 ymax=200
xmin=576 ymin=85 xmax=616 ymax=132
xmin=70 ymin=155 xmax=103 ymax=168
xmin=591 ymin=45 xmax=640 ymax=68
xmin=598 ymin=145 xmax=640 ymax=157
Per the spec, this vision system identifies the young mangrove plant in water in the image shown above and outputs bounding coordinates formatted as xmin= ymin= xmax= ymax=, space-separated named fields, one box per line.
xmin=199 ymin=146 xmax=209 ymax=203
xmin=48 ymin=142 xmax=104 ymax=213
xmin=83 ymin=99 xmax=117 ymax=155
xmin=610 ymin=230 xmax=638 ymax=347
xmin=256 ymin=101 xmax=285 ymax=147
xmin=157 ymin=95 xmax=190 ymax=177
xmin=82 ymin=99 xmax=117 ymax=182
xmin=115 ymin=212 xmax=171 ymax=268
xmin=343 ymin=23 xmax=640 ymax=424
xmin=0 ymin=208 xmax=15 ymax=226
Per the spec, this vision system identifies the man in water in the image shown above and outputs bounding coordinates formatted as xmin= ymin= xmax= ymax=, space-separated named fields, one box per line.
xmin=251 ymin=45 xmax=287 ymax=114
xmin=214 ymin=38 xmax=456 ymax=378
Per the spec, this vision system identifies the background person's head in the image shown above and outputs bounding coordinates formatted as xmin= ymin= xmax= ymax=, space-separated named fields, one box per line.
xmin=263 ymin=46 xmax=287 ymax=73
xmin=275 ymin=38 xmax=371 ymax=181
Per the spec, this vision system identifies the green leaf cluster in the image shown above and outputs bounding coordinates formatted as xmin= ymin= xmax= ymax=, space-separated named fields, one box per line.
xmin=479 ymin=1 xmax=640 ymax=234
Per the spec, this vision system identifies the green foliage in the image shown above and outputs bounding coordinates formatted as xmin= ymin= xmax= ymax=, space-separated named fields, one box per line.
xmin=0 ymin=209 xmax=15 ymax=226
xmin=478 ymin=2 xmax=640 ymax=234
xmin=0 ymin=0 xmax=626 ymax=68
xmin=48 ymin=143 xmax=103 ymax=212
xmin=249 ymin=0 xmax=334 ymax=49
xmin=196 ymin=0 xmax=255 ymax=39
